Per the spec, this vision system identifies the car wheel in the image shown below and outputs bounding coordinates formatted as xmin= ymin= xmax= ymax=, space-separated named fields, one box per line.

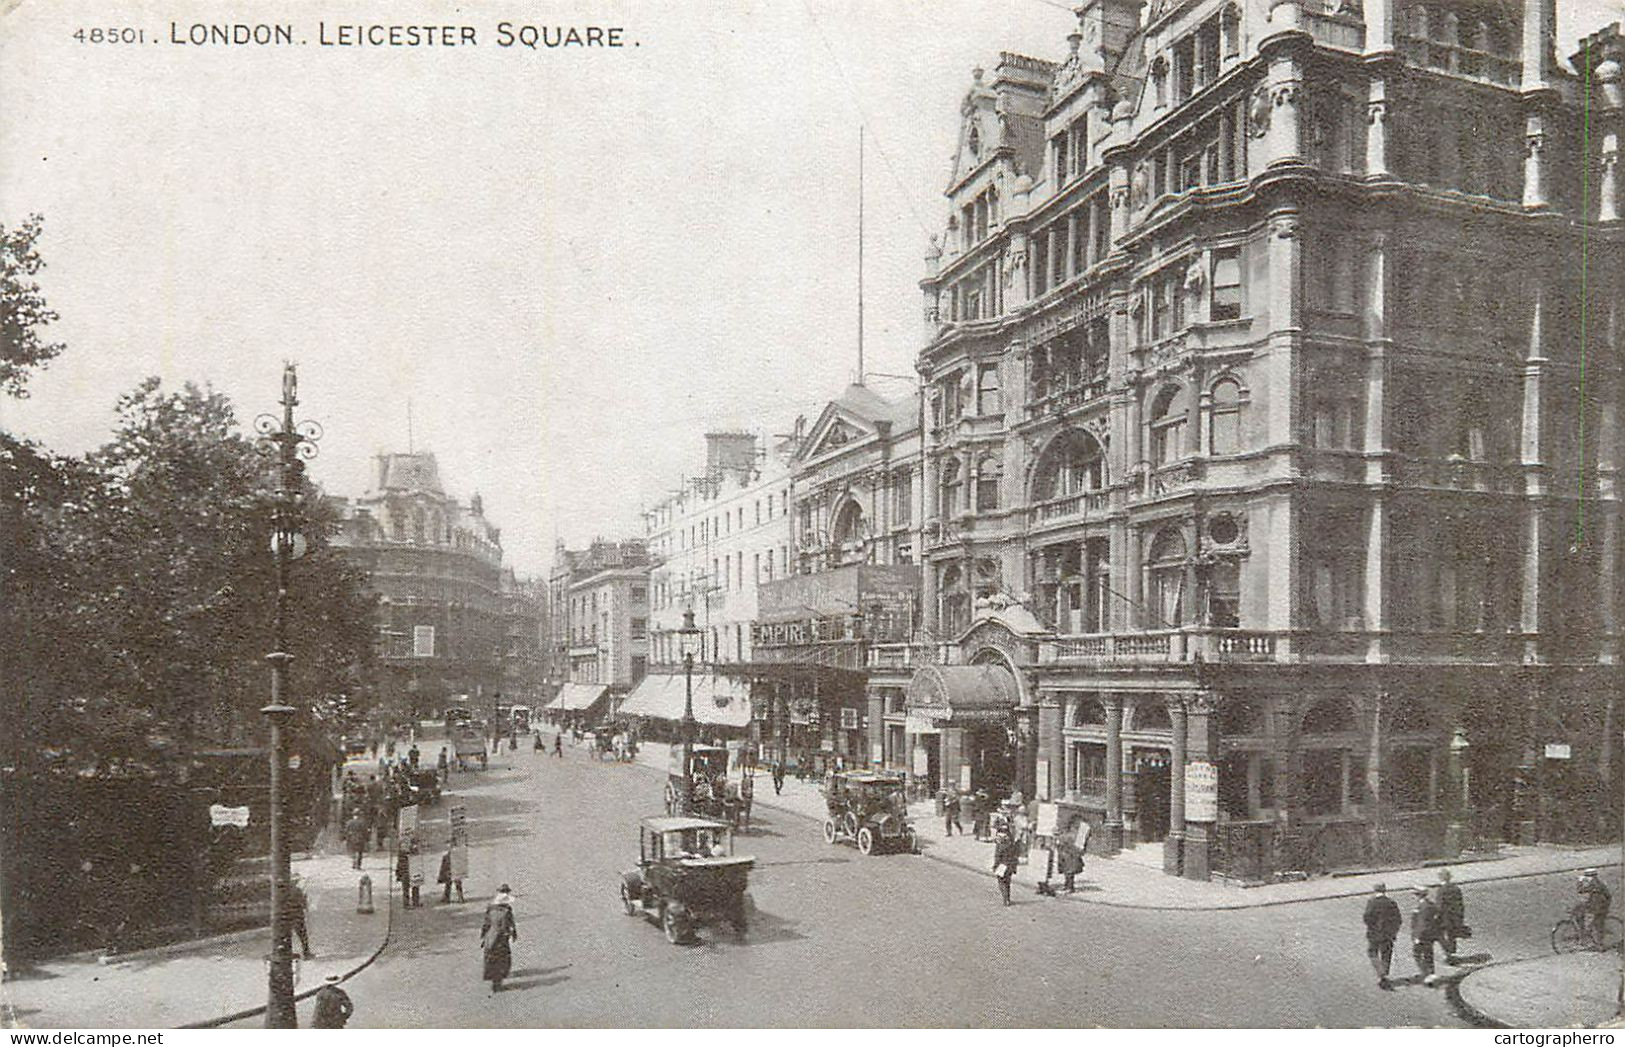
xmin=662 ymin=906 xmax=688 ymax=945
xmin=844 ymin=812 xmax=859 ymax=839
xmin=620 ymin=883 xmax=638 ymax=916
xmin=856 ymin=826 xmax=875 ymax=855
xmin=822 ymin=818 xmax=837 ymax=844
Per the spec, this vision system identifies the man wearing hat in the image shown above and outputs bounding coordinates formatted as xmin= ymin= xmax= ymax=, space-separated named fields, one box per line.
xmin=1575 ymin=868 xmax=1612 ymax=948
xmin=1409 ymin=884 xmax=1442 ymax=986
xmin=1363 ymin=883 xmax=1403 ymax=990
xmin=1434 ymin=868 xmax=1467 ymax=964
xmin=312 ymin=974 xmax=354 ymax=1028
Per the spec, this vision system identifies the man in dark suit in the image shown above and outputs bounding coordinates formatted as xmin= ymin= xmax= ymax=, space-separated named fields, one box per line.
xmin=993 ymin=828 xmax=1021 ymax=907
xmin=1410 ymin=884 xmax=1441 ymax=986
xmin=1435 ymin=869 xmax=1466 ymax=964
xmin=1363 ymin=882 xmax=1403 ymax=989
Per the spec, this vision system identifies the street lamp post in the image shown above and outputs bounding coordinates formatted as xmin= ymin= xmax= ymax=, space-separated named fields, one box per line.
xmin=255 ymin=363 xmax=322 ymax=1029
xmin=677 ymin=609 xmax=702 ymax=813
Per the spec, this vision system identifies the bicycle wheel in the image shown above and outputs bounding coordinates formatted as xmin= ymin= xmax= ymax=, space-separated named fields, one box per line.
xmin=1604 ymin=915 xmax=1625 ymax=952
xmin=1552 ymin=918 xmax=1585 ymax=954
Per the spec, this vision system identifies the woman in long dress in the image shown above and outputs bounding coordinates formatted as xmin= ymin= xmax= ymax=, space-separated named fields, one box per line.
xmin=481 ymin=885 xmax=519 ymax=991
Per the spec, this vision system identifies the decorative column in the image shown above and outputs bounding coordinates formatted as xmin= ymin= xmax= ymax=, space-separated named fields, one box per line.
xmin=1183 ymin=692 xmax=1218 ymax=880
xmin=1061 ymin=693 xmax=1077 ymax=796
xmin=1103 ymin=695 xmax=1125 ymax=853
xmin=1108 ymin=160 xmax=1131 ymax=246
xmin=1163 ymin=697 xmax=1188 ymax=875
xmin=1364 ymin=233 xmax=1393 ymax=662
xmin=1039 ymin=695 xmax=1064 ymax=801
xmin=1601 ymin=134 xmax=1620 ymax=224
xmin=942 ymin=725 xmax=965 ymax=794
xmin=1257 ymin=0 xmax=1310 ymax=169
xmin=867 ymin=690 xmax=885 ymax=768
xmin=1520 ymin=278 xmax=1548 ymax=662
xmin=1366 ymin=692 xmax=1387 ymax=860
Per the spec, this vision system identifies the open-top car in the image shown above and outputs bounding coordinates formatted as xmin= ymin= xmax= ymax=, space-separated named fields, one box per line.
xmin=664 ymin=744 xmax=733 ymax=819
xmin=619 ymin=816 xmax=755 ymax=944
xmin=821 ymin=771 xmax=918 ymax=855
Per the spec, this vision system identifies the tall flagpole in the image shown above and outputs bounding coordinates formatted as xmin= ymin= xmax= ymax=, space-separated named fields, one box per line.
xmin=857 ymin=126 xmax=865 ymax=386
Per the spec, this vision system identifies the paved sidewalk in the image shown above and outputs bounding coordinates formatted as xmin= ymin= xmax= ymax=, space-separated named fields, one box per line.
xmin=632 ymin=741 xmax=1619 ymax=911
xmin=1453 ymin=951 xmax=1623 ymax=1027
xmin=1 ymin=848 xmax=396 ymax=1029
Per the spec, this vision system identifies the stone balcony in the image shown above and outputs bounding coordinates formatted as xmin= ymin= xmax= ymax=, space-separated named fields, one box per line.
xmin=865 ymin=642 xmax=963 ymax=670
xmin=1038 ymin=626 xmax=1601 ymax=667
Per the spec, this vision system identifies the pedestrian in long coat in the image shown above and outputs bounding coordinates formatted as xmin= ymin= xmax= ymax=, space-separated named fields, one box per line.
xmin=993 ymin=829 xmax=1021 ymax=907
xmin=1409 ymin=884 xmax=1442 ymax=986
xmin=1056 ymin=831 xmax=1086 ymax=894
xmin=943 ymin=789 xmax=962 ymax=835
xmin=1434 ymin=869 xmax=1466 ymax=964
xmin=312 ymin=974 xmax=354 ymax=1028
xmin=1363 ymin=883 xmax=1403 ymax=990
xmin=481 ymin=886 xmax=519 ymax=991
xmin=344 ymin=813 xmax=369 ymax=870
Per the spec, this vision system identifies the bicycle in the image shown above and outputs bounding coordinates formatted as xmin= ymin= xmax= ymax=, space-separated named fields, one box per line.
xmin=1551 ymin=911 xmax=1624 ymax=954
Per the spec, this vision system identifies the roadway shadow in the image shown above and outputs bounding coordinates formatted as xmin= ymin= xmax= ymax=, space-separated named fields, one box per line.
xmin=1446 ymin=951 xmax=1493 ymax=966
xmin=501 ymin=964 xmax=573 ymax=991
xmin=754 ymin=856 xmax=852 ymax=869
xmin=703 ymin=907 xmax=808 ymax=950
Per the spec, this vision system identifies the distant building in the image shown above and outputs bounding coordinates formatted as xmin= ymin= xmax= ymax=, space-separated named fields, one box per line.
xmin=748 ymin=385 xmax=926 ymax=769
xmin=545 ymin=538 xmax=650 ymax=724
xmin=329 ymin=451 xmax=520 ymax=722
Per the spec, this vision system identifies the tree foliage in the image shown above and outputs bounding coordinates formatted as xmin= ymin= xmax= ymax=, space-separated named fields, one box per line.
xmin=2 ymin=378 xmax=380 ymax=776
xmin=1 ymin=215 xmax=67 ymax=398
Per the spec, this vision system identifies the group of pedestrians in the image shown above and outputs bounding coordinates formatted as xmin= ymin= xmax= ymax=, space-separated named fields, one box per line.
xmin=1362 ymin=869 xmax=1469 ymax=989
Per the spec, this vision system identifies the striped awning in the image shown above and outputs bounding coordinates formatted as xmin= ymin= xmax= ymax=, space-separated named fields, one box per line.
xmin=617 ymin=673 xmax=752 ymax=728
xmin=547 ymin=683 xmax=609 ymax=712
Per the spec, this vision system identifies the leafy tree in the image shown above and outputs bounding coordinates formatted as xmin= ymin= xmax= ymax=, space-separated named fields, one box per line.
xmin=1 ymin=215 xmax=67 ymax=398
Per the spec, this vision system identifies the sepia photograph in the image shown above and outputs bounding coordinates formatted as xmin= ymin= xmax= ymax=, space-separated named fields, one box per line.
xmin=1 ymin=0 xmax=1624 ymax=1031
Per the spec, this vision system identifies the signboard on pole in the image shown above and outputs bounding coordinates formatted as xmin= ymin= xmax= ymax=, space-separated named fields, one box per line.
xmin=1035 ymin=801 xmax=1059 ymax=838
xmin=1543 ymin=743 xmax=1571 ymax=760
xmin=1185 ymin=760 xmax=1218 ymax=822
xmin=209 ymin=804 xmax=250 ymax=828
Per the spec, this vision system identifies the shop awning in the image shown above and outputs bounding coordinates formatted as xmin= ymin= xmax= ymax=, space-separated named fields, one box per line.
xmin=549 ymin=682 xmax=609 ymax=712
xmin=904 ymin=664 xmax=1018 ymax=723
xmin=617 ymin=673 xmax=752 ymax=728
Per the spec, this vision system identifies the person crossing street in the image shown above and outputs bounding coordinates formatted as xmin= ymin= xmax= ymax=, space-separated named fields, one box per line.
xmin=1434 ymin=869 xmax=1467 ymax=964
xmin=1409 ymin=884 xmax=1441 ymax=986
xmin=312 ymin=974 xmax=354 ymax=1028
xmin=1363 ymin=883 xmax=1403 ymax=990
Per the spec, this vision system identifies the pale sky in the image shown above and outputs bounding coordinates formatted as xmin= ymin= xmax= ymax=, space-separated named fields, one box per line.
xmin=2 ymin=0 xmax=1620 ymax=576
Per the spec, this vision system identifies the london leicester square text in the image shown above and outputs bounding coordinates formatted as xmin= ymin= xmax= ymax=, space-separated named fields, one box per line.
xmin=162 ymin=22 xmax=630 ymax=48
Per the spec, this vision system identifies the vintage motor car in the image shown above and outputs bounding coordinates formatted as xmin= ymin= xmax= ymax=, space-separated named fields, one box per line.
xmin=821 ymin=771 xmax=918 ymax=855
xmin=618 ymin=816 xmax=755 ymax=944
xmin=663 ymin=744 xmax=733 ymax=818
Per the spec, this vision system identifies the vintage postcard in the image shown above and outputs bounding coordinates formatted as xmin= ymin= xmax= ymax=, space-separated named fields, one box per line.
xmin=1 ymin=0 xmax=1623 ymax=1032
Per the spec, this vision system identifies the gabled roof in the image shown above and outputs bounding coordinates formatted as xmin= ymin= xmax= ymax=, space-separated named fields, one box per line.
xmin=797 ymin=384 xmax=903 ymax=462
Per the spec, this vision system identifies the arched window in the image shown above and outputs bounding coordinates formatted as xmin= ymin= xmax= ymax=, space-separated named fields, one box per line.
xmin=832 ymin=500 xmax=865 ymax=546
xmin=1133 ymin=701 xmax=1172 ymax=732
xmin=1219 ymin=697 xmax=1264 ymax=735
xmin=976 ymin=454 xmax=1003 ymax=511
xmin=1074 ymin=699 xmax=1107 ymax=726
xmin=1151 ymin=386 xmax=1188 ymax=466
xmin=413 ymin=507 xmax=426 ymax=543
xmin=1302 ymin=698 xmax=1356 ymax=735
xmin=1033 ymin=430 xmax=1106 ymax=501
xmin=1209 ymin=378 xmax=1245 ymax=455
xmin=1147 ymin=528 xmax=1188 ymax=627
xmin=1151 ymin=56 xmax=1168 ymax=108
xmin=940 ymin=458 xmax=963 ymax=517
